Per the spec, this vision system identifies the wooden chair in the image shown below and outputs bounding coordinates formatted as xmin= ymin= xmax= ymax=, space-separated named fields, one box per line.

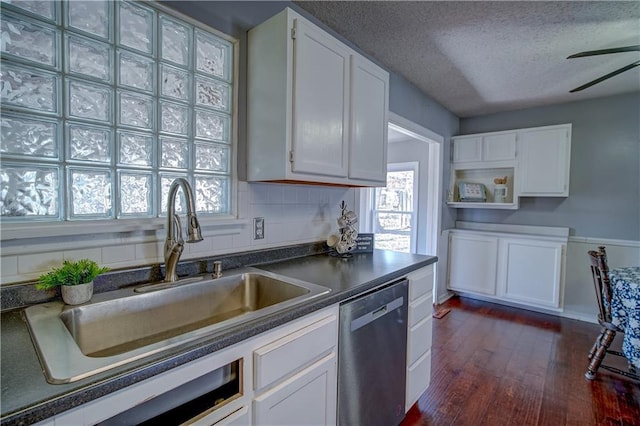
xmin=585 ymin=246 xmax=639 ymax=380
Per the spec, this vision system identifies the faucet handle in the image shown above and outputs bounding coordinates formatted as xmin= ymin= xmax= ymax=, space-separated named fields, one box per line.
xmin=212 ymin=261 xmax=223 ymax=279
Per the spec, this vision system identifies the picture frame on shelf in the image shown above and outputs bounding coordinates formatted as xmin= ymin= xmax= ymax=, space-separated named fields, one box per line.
xmin=457 ymin=182 xmax=487 ymax=202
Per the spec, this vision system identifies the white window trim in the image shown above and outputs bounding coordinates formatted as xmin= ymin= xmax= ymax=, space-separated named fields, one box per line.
xmin=368 ymin=161 xmax=419 ymax=254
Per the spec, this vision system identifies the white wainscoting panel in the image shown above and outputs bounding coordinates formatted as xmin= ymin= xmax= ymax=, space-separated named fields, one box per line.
xmin=563 ymin=237 xmax=640 ymax=323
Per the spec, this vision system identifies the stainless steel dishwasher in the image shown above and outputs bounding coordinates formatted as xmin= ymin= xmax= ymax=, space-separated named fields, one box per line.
xmin=338 ymin=279 xmax=408 ymax=426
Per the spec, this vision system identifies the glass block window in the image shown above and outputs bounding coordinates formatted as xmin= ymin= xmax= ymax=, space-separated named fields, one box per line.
xmin=1 ymin=0 xmax=235 ymax=221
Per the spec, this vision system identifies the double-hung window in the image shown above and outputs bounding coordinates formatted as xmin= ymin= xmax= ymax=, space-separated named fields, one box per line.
xmin=0 ymin=0 xmax=236 ymax=222
xmin=369 ymin=162 xmax=418 ymax=253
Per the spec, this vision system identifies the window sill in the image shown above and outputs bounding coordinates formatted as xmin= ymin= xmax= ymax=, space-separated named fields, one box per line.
xmin=0 ymin=217 xmax=250 ymax=242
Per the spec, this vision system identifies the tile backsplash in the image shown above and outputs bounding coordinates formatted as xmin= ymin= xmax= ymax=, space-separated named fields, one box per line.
xmin=0 ymin=182 xmax=356 ymax=285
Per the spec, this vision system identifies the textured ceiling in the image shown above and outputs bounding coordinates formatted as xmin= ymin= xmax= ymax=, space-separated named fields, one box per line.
xmin=294 ymin=1 xmax=640 ymax=117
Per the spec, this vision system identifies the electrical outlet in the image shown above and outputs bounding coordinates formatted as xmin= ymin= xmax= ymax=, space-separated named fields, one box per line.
xmin=254 ymin=217 xmax=265 ymax=240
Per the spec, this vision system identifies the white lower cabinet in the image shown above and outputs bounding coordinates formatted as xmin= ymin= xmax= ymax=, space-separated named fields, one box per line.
xmin=447 ymin=228 xmax=567 ymax=312
xmin=252 ymin=312 xmax=338 ymax=426
xmin=405 ymin=265 xmax=434 ymax=412
xmin=406 ymin=350 xmax=432 ymax=411
xmin=219 ymin=406 xmax=250 ymax=425
xmin=191 ymin=405 xmax=250 ymax=426
xmin=448 ymin=233 xmax=498 ymax=295
xmin=42 ymin=261 xmax=442 ymax=426
xmin=52 ymin=344 xmax=249 ymax=426
xmin=253 ymin=353 xmax=336 ymax=426
xmin=253 ymin=314 xmax=337 ymax=391
xmin=49 ymin=307 xmax=339 ymax=426
xmin=498 ymin=238 xmax=563 ymax=308
xmin=408 ymin=315 xmax=433 ymax=366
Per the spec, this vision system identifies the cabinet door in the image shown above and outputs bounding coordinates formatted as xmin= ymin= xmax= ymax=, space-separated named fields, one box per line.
xmin=408 ymin=264 xmax=434 ymax=303
xmin=189 ymin=405 xmax=249 ymax=426
xmin=291 ymin=18 xmax=350 ymax=178
xmin=406 ymin=350 xmax=431 ymax=412
xmin=349 ymin=55 xmax=389 ymax=183
xmin=219 ymin=407 xmax=249 ymax=426
xmin=518 ymin=127 xmax=570 ymax=196
xmin=483 ymin=133 xmax=516 ymax=161
xmin=253 ymin=353 xmax=337 ymax=426
xmin=498 ymin=239 xmax=563 ymax=308
xmin=404 ymin=265 xmax=434 ymax=413
xmin=407 ymin=314 xmax=433 ymax=366
xmin=448 ymin=233 xmax=498 ymax=295
xmin=253 ymin=314 xmax=337 ymax=391
xmin=452 ymin=137 xmax=482 ymax=163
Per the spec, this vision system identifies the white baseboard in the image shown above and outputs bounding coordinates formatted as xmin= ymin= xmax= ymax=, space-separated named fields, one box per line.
xmin=452 ymin=292 xmax=564 ymax=316
xmin=437 ymin=291 xmax=454 ymax=305
xmin=559 ymin=309 xmax=598 ymax=324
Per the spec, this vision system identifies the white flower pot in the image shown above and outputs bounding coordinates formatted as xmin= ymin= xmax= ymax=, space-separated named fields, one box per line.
xmin=61 ymin=281 xmax=93 ymax=305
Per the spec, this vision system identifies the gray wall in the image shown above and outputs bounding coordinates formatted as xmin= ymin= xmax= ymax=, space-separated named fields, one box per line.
xmin=458 ymin=93 xmax=640 ymax=241
xmin=390 ymin=74 xmax=459 ymax=232
xmin=163 ymin=1 xmax=460 ymax=234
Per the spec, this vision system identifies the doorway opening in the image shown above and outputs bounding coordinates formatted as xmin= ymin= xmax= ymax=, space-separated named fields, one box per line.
xmin=358 ymin=112 xmax=443 ymax=302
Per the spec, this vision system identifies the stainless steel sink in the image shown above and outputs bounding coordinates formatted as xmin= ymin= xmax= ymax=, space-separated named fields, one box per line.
xmin=24 ymin=268 xmax=330 ymax=384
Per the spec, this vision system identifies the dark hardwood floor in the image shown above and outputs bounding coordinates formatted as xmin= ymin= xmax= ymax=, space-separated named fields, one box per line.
xmin=401 ymin=296 xmax=640 ymax=426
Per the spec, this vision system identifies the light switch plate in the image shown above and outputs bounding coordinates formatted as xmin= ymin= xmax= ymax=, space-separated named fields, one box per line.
xmin=253 ymin=217 xmax=264 ymax=240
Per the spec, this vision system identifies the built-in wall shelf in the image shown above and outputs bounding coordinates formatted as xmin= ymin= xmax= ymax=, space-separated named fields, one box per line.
xmin=446 ymin=201 xmax=519 ymax=210
xmin=449 ymin=166 xmax=516 ymax=208
xmin=449 ymin=123 xmax=572 ymax=209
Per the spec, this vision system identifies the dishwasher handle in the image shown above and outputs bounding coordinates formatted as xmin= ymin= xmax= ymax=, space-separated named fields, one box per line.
xmin=350 ymin=296 xmax=404 ymax=332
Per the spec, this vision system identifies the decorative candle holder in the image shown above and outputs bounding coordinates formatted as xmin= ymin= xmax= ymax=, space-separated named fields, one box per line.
xmin=327 ymin=200 xmax=358 ymax=258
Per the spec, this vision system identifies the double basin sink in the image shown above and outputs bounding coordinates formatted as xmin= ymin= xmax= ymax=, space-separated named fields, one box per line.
xmin=24 ymin=268 xmax=330 ymax=384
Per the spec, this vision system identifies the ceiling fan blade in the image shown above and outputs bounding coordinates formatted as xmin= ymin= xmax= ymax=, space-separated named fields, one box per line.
xmin=570 ymin=60 xmax=640 ymax=93
xmin=567 ymin=45 xmax=640 ymax=59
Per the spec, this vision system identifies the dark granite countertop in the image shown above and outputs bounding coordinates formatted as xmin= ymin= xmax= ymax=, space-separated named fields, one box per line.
xmin=1 ymin=250 xmax=436 ymax=425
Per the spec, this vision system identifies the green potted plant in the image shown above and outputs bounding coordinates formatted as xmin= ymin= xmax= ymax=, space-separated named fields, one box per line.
xmin=36 ymin=259 xmax=109 ymax=305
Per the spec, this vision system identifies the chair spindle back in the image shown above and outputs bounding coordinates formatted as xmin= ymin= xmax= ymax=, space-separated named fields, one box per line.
xmin=588 ymin=246 xmax=613 ymax=323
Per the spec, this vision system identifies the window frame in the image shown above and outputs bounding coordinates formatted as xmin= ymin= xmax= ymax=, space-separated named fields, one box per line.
xmin=363 ymin=161 xmax=419 ymax=254
xmin=0 ymin=0 xmax=241 ymax=240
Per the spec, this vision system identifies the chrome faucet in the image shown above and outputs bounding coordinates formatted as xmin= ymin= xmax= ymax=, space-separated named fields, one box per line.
xmin=164 ymin=178 xmax=203 ymax=283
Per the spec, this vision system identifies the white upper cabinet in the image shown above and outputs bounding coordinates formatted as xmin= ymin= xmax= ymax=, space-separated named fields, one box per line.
xmin=452 ymin=136 xmax=482 ymax=163
xmin=449 ymin=123 xmax=571 ymax=208
xmin=483 ymin=133 xmax=517 ymax=162
xmin=349 ymin=55 xmax=389 ymax=182
xmin=452 ymin=132 xmax=516 ymax=164
xmin=247 ymin=8 xmax=389 ymax=186
xmin=291 ymin=18 xmax=350 ymax=178
xmin=517 ymin=125 xmax=571 ymax=196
